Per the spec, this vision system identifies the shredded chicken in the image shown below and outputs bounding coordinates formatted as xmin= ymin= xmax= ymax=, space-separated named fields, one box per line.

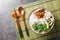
xmin=35 ymin=9 xmax=45 ymax=19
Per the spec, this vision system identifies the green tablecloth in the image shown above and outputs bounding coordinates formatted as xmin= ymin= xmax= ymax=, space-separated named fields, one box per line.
xmin=11 ymin=0 xmax=60 ymax=40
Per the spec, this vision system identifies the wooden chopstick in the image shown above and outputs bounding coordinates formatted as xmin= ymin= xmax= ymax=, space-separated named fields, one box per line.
xmin=22 ymin=12 xmax=29 ymax=36
xmin=12 ymin=8 xmax=24 ymax=38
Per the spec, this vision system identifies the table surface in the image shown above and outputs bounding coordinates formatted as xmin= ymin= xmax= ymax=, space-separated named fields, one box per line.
xmin=0 ymin=0 xmax=60 ymax=40
xmin=0 ymin=0 xmax=38 ymax=40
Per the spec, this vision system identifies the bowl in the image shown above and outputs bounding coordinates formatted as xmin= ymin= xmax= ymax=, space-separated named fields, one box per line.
xmin=28 ymin=8 xmax=54 ymax=34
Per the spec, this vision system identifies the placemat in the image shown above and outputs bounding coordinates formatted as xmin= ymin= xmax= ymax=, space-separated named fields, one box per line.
xmin=11 ymin=0 xmax=60 ymax=40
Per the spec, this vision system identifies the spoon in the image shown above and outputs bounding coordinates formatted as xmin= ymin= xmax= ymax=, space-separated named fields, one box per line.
xmin=18 ymin=7 xmax=29 ymax=36
xmin=12 ymin=8 xmax=24 ymax=38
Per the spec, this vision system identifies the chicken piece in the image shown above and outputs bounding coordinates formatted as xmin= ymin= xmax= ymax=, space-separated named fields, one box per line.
xmin=35 ymin=9 xmax=45 ymax=19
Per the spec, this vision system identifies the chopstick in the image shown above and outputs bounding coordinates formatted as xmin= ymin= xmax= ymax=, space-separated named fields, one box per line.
xmin=16 ymin=18 xmax=24 ymax=38
xmin=22 ymin=14 xmax=29 ymax=36
xmin=12 ymin=8 xmax=24 ymax=38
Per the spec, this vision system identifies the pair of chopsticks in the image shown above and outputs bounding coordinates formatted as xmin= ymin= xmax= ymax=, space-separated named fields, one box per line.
xmin=12 ymin=7 xmax=29 ymax=38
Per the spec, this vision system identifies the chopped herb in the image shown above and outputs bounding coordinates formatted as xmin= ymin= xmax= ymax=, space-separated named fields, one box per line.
xmin=32 ymin=22 xmax=49 ymax=33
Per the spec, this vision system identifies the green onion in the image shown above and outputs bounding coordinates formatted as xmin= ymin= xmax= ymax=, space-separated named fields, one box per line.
xmin=32 ymin=22 xmax=49 ymax=33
